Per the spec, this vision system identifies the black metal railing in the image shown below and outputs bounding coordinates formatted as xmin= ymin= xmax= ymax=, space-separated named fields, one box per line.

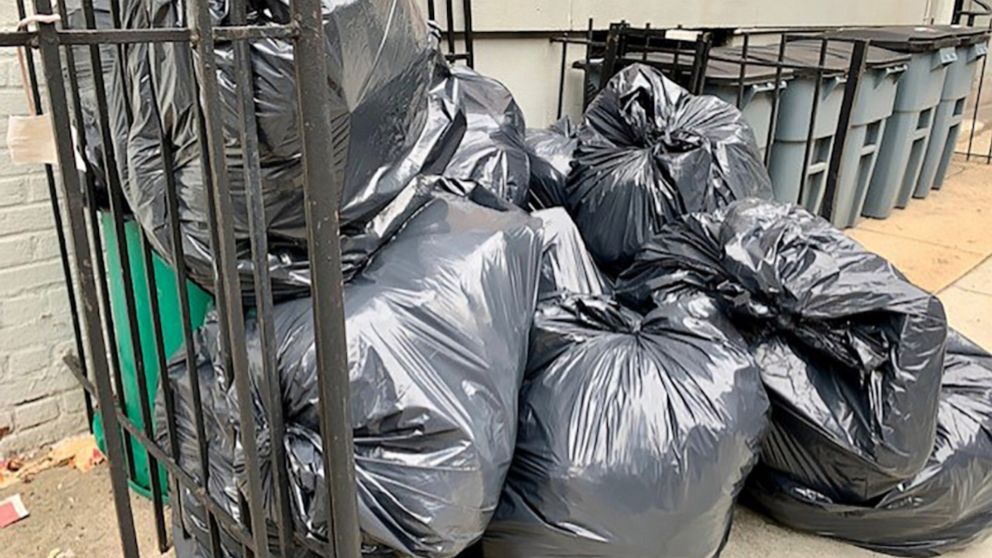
xmin=953 ymin=0 xmax=992 ymax=162
xmin=5 ymin=0 xmax=360 ymax=556
xmin=427 ymin=0 xmax=475 ymax=67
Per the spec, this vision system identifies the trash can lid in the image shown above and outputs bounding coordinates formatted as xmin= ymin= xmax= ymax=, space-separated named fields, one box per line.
xmin=620 ymin=49 xmax=796 ymax=85
xmin=927 ymin=24 xmax=991 ymax=47
xmin=737 ymin=43 xmax=850 ymax=78
xmin=825 ymin=26 xmax=961 ymax=53
xmin=785 ymin=39 xmax=910 ymax=70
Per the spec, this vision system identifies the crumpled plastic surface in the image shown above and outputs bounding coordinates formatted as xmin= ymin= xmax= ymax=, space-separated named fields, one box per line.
xmin=483 ymin=293 xmax=769 ymax=558
xmin=160 ymin=177 xmax=543 ymax=557
xmin=746 ymin=330 xmax=992 ymax=557
xmin=526 ymin=117 xmax=578 ymax=210
xmin=441 ymin=66 xmax=532 ymax=207
xmin=617 ymin=198 xmax=948 ymax=503
xmin=533 ymin=208 xmax=609 ymax=299
xmin=82 ymin=0 xmax=459 ymax=301
xmin=567 ymin=64 xmax=772 ymax=273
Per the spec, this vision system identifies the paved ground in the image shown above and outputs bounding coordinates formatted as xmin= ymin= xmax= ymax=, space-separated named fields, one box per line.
xmin=1 ymin=160 xmax=992 ymax=557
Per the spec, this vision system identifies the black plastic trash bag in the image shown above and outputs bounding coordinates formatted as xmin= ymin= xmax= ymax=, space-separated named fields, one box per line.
xmin=162 ymin=178 xmax=543 ymax=557
xmin=441 ymin=66 xmax=532 ymax=207
xmin=617 ymin=198 xmax=948 ymax=503
xmin=567 ymin=64 xmax=772 ymax=273
xmin=85 ymin=0 xmax=459 ymax=301
xmin=533 ymin=208 xmax=609 ymax=299
xmin=483 ymin=293 xmax=769 ymax=557
xmin=746 ymin=330 xmax=992 ymax=557
xmin=526 ymin=117 xmax=578 ymax=209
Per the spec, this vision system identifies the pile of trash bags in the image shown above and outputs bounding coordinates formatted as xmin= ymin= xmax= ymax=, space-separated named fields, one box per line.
xmin=71 ymin=0 xmax=987 ymax=551
xmin=162 ymin=177 xmax=543 ymax=557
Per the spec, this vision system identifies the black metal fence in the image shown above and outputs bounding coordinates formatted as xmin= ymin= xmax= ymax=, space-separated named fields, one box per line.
xmin=5 ymin=0 xmax=361 ymax=556
xmin=953 ymin=0 xmax=992 ymax=161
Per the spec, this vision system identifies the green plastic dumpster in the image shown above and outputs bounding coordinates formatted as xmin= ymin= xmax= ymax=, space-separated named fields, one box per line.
xmin=93 ymin=212 xmax=213 ymax=498
xmin=916 ymin=25 xmax=989 ymax=196
xmin=829 ymin=27 xmax=959 ymax=218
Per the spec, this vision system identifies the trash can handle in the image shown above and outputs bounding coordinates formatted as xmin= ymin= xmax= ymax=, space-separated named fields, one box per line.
xmin=971 ymin=43 xmax=989 ymax=63
xmin=935 ymin=47 xmax=958 ymax=69
xmin=883 ymin=64 xmax=909 ymax=77
xmin=823 ymin=75 xmax=847 ymax=95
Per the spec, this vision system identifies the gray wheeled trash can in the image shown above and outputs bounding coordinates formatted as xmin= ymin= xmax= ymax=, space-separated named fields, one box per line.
xmin=916 ymin=26 xmax=990 ymax=196
xmin=703 ymin=47 xmax=794 ymax=159
xmin=808 ymin=42 xmax=909 ymax=229
xmin=829 ymin=27 xmax=959 ymax=218
xmin=744 ymin=43 xmax=848 ymax=213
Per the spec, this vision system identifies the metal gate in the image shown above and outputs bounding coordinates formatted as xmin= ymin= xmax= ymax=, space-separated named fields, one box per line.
xmin=3 ymin=0 xmax=361 ymax=556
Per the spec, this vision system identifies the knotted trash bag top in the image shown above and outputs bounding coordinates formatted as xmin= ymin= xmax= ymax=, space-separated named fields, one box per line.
xmin=160 ymin=179 xmax=544 ymax=557
xmin=566 ymin=63 xmax=772 ymax=273
xmin=526 ymin=117 xmax=579 ymax=210
xmin=483 ymin=293 xmax=769 ymax=558
xmin=746 ymin=330 xmax=992 ymax=557
xmin=617 ymin=198 xmax=948 ymax=503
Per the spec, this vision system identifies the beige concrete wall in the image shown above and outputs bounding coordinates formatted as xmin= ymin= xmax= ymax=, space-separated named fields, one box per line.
xmin=440 ymin=0 xmax=958 ymax=127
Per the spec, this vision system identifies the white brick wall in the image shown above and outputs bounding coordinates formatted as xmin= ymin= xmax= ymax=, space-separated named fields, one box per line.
xmin=0 ymin=3 xmax=87 ymax=457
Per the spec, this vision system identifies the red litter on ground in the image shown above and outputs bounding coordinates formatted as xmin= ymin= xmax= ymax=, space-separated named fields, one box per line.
xmin=0 ymin=493 xmax=29 ymax=528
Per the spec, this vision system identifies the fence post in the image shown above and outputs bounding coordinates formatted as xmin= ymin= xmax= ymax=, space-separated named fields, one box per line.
xmin=31 ymin=0 xmax=140 ymax=555
xmin=290 ymin=0 xmax=364 ymax=556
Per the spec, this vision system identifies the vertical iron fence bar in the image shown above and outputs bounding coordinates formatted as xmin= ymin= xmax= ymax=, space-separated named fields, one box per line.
xmin=642 ymin=23 xmax=651 ymax=62
xmin=137 ymin=233 xmax=181 ymax=554
xmin=797 ymin=37 xmax=829 ymax=206
xmin=77 ymin=0 xmax=168 ymax=547
xmin=291 ymin=0 xmax=363 ymax=554
xmin=954 ymin=0 xmax=966 ymax=24
xmin=13 ymin=0 xmax=94 ymax=428
xmin=966 ymin=18 xmax=991 ymax=160
xmin=981 ymin=18 xmax=992 ymax=163
xmin=736 ymin=34 xmax=750 ymax=108
xmin=600 ymin=23 xmax=621 ymax=89
xmin=187 ymin=0 xmax=271 ymax=555
xmin=31 ymin=2 xmax=141 ymax=556
xmin=557 ymin=33 xmax=568 ymax=119
xmin=444 ymin=0 xmax=456 ymax=58
xmin=765 ymin=37 xmax=787 ymax=166
xmin=72 ymin=0 xmax=137 ymax=485
xmin=228 ymin=0 xmax=295 ymax=554
xmin=583 ymin=18 xmax=594 ymax=109
xmin=461 ymin=0 xmax=475 ymax=67
xmin=692 ymin=33 xmax=712 ymax=94
xmin=143 ymin=7 xmax=224 ymax=555
xmin=427 ymin=0 xmax=436 ymax=20
xmin=823 ymin=40 xmax=868 ymax=222
xmin=158 ymin=105 xmax=225 ymax=558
